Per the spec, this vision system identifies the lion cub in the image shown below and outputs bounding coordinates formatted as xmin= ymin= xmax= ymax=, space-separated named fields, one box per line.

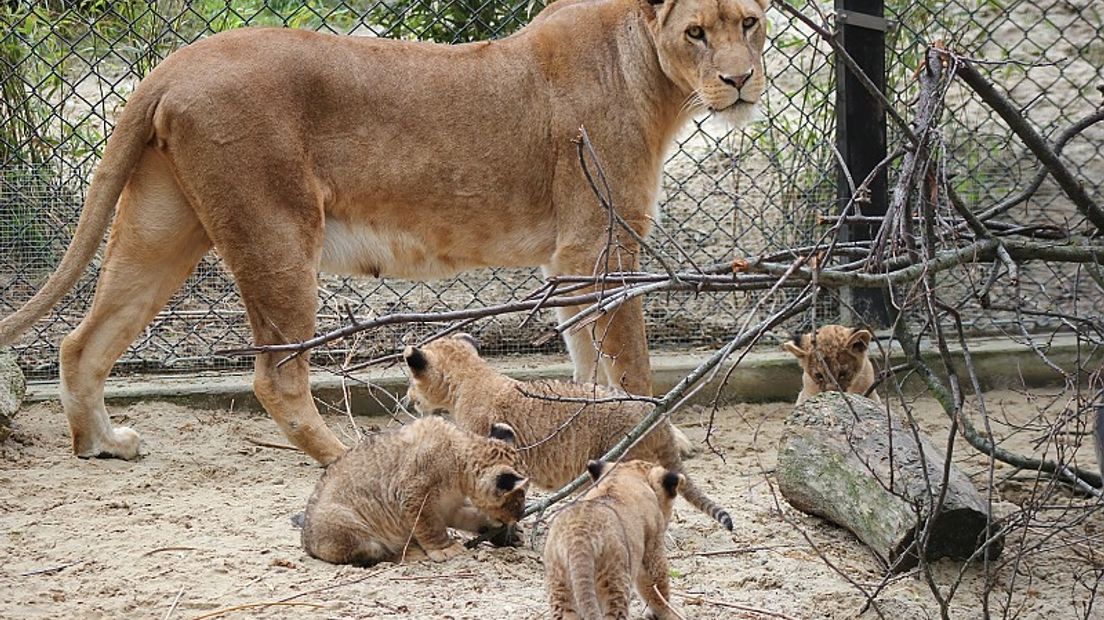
xmin=300 ymin=416 xmax=528 ymax=566
xmin=403 ymin=334 xmax=733 ymax=531
xmin=544 ymin=459 xmax=683 ymax=620
xmin=783 ymin=324 xmax=879 ymax=404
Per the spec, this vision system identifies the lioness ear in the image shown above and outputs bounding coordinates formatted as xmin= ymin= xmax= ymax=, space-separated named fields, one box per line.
xmin=403 ymin=346 xmax=428 ymax=374
xmin=586 ymin=459 xmax=607 ymax=481
xmin=496 ymin=471 xmax=527 ymax=492
xmin=489 ymin=422 xmax=518 ymax=446
xmin=454 ymin=332 xmax=481 ymax=353
xmin=849 ymin=329 xmax=873 ymax=354
xmin=638 ymin=0 xmax=669 ymax=22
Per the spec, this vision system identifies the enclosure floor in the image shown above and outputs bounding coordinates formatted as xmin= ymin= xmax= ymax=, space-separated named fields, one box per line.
xmin=0 ymin=391 xmax=1098 ymax=619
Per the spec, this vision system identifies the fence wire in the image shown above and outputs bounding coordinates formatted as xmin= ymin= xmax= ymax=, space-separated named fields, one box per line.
xmin=0 ymin=0 xmax=1101 ymax=380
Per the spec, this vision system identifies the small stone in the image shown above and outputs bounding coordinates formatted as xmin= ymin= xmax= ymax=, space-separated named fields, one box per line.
xmin=0 ymin=348 xmax=27 ymax=443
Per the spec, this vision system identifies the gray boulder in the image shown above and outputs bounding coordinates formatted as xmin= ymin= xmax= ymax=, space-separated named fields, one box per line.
xmin=0 ymin=348 xmax=26 ymax=442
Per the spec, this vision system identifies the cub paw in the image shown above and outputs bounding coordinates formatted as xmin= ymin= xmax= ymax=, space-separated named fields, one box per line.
xmin=644 ymin=608 xmax=678 ymax=620
xmin=479 ymin=523 xmax=524 ymax=548
xmin=425 ymin=542 xmax=465 ymax=562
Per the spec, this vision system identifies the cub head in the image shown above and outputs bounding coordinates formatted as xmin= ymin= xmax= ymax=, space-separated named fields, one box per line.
xmin=783 ymin=325 xmax=875 ymax=397
xmin=586 ymin=459 xmax=684 ymax=518
xmin=403 ymin=333 xmax=484 ymax=414
xmin=643 ymin=0 xmax=770 ymax=126
xmin=468 ymin=423 xmax=529 ymax=524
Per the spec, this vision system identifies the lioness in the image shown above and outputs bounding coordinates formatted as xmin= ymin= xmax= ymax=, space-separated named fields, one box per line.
xmin=0 ymin=0 xmax=769 ymax=464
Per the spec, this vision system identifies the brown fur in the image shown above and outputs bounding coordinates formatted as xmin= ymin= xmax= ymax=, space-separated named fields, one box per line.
xmin=404 ymin=334 xmax=733 ymax=530
xmin=783 ymin=325 xmax=879 ymax=404
xmin=0 ymin=0 xmax=769 ymax=464
xmin=544 ymin=459 xmax=683 ymax=620
xmin=300 ymin=417 xmax=528 ymax=566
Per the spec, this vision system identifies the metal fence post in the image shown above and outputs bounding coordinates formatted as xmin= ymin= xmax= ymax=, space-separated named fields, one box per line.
xmin=835 ymin=0 xmax=892 ymax=328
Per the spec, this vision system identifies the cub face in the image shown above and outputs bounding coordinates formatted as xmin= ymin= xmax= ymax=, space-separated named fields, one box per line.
xmin=469 ymin=423 xmax=529 ymax=525
xmin=783 ymin=325 xmax=875 ymax=396
xmin=402 ymin=333 xmax=482 ymax=414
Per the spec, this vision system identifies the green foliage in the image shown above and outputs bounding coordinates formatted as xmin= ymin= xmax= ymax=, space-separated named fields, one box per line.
xmin=368 ymin=0 xmax=544 ymax=43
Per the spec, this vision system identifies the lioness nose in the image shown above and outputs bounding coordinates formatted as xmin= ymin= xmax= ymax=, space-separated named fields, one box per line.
xmin=719 ymin=69 xmax=753 ymax=89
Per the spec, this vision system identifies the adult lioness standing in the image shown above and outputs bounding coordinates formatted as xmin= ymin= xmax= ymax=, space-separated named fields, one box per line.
xmin=0 ymin=0 xmax=768 ymax=464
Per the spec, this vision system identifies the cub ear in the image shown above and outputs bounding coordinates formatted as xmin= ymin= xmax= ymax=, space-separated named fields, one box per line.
xmin=454 ymin=332 xmax=481 ymax=353
xmin=489 ymin=422 xmax=518 ymax=446
xmin=782 ymin=335 xmax=808 ymax=359
xmin=660 ymin=470 xmax=684 ymax=498
xmin=849 ymin=329 xmax=873 ymax=354
xmin=586 ymin=460 xmax=607 ymax=481
xmin=404 ymin=346 xmax=428 ymax=373
xmin=496 ymin=471 xmax=528 ymax=492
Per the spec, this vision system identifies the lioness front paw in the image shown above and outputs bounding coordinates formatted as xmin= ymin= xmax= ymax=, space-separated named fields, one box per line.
xmin=425 ymin=542 xmax=465 ymax=562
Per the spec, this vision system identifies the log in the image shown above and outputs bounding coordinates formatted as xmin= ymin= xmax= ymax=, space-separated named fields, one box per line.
xmin=777 ymin=392 xmax=1002 ymax=572
xmin=0 ymin=347 xmax=25 ymax=442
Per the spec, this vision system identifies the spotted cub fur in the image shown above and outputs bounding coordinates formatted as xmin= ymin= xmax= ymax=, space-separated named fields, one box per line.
xmin=783 ymin=324 xmax=878 ymax=404
xmin=403 ymin=334 xmax=733 ymax=531
xmin=300 ymin=416 xmax=528 ymax=566
xmin=544 ymin=459 xmax=683 ymax=620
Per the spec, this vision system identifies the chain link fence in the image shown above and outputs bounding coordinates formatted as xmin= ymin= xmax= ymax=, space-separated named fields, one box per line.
xmin=1 ymin=0 xmax=1101 ymax=380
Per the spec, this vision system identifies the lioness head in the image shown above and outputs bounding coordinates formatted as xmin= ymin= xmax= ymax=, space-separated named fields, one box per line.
xmin=644 ymin=0 xmax=770 ymax=125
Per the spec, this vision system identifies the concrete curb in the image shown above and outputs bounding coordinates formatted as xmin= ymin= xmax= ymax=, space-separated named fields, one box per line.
xmin=23 ymin=334 xmax=1095 ymax=415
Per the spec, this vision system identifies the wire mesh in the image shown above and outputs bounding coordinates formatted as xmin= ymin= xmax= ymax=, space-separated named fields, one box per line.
xmin=0 ymin=0 xmax=1100 ymax=380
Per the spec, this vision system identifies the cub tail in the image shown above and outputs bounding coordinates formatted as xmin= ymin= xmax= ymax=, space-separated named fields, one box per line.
xmin=680 ymin=476 xmax=734 ymax=531
xmin=567 ymin=543 xmax=603 ymax=619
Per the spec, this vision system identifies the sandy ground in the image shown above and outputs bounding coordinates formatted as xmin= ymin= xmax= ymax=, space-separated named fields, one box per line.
xmin=1 ymin=389 xmax=1102 ymax=620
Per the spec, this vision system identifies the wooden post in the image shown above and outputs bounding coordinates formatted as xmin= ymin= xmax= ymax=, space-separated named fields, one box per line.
xmin=836 ymin=0 xmax=892 ymax=327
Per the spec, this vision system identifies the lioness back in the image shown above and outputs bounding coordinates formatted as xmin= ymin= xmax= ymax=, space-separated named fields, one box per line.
xmin=403 ymin=334 xmax=733 ymax=530
xmin=301 ymin=417 xmax=528 ymax=566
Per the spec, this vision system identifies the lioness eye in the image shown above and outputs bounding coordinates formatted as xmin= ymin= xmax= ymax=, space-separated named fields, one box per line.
xmin=686 ymin=25 xmax=705 ymax=41
xmin=742 ymin=17 xmax=758 ymax=30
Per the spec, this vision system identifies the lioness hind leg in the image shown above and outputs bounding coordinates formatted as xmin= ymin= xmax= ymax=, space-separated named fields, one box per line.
xmin=230 ymin=248 xmax=346 ymax=466
xmin=185 ymin=180 xmax=346 ymax=465
xmin=60 ymin=149 xmax=211 ymax=459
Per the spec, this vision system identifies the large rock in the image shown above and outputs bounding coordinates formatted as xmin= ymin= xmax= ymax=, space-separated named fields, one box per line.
xmin=777 ymin=392 xmax=1002 ymax=572
xmin=0 ymin=348 xmax=26 ymax=442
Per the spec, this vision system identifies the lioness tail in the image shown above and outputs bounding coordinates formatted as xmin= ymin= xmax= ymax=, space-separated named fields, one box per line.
xmin=0 ymin=88 xmax=163 ymax=345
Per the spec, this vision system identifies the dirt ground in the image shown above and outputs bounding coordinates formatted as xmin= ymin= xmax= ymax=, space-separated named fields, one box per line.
xmin=1 ymin=389 xmax=1101 ymax=620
